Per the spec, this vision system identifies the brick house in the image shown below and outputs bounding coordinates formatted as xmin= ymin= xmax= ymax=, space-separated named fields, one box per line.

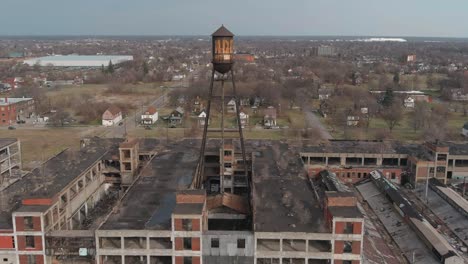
xmin=0 ymin=98 xmax=35 ymax=125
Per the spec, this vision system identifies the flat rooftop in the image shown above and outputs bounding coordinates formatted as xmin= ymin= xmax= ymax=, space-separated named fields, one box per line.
xmin=302 ymin=140 xmax=403 ymax=155
xmin=3 ymin=147 xmax=106 ymax=200
xmin=252 ymin=141 xmax=327 ymax=233
xmin=23 ymin=55 xmax=133 ymax=67
xmin=0 ymin=146 xmax=108 ymax=229
xmin=0 ymin=138 xmax=17 ymax=149
xmin=100 ymin=139 xmax=199 ymax=230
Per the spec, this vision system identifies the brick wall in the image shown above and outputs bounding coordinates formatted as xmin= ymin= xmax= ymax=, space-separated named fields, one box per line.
xmin=174 ymin=219 xmax=182 ymax=231
xmin=192 ymin=219 xmax=200 ymax=231
xmin=0 ymin=236 xmax=14 ymax=248
xmin=352 ymin=241 xmax=361 ymax=254
xmin=15 ymin=216 xmax=25 ymax=231
xmin=353 ymin=222 xmax=362 ymax=234
xmin=192 ymin=237 xmax=200 ymax=251
xmin=192 ymin=256 xmax=200 ymax=264
xmin=33 ymin=217 xmax=42 ymax=231
xmin=175 ymin=257 xmax=183 ymax=264
xmin=335 ymin=222 xmax=344 ymax=234
xmin=175 ymin=237 xmax=183 ymax=250
xmin=334 ymin=241 xmax=343 ymax=254
xmin=176 ymin=194 xmax=205 ymax=204
xmin=327 ymin=196 xmax=357 ymax=207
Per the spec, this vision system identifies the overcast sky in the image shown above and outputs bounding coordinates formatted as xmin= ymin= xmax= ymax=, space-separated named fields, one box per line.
xmin=1 ymin=0 xmax=466 ymax=37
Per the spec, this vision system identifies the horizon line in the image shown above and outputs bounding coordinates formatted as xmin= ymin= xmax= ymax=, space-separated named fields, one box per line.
xmin=0 ymin=34 xmax=467 ymax=39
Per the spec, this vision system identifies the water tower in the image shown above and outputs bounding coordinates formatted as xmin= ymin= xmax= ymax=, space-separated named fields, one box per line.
xmin=192 ymin=25 xmax=248 ymax=194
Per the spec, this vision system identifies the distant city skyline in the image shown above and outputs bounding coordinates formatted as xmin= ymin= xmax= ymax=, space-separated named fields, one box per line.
xmin=1 ymin=0 xmax=467 ymax=37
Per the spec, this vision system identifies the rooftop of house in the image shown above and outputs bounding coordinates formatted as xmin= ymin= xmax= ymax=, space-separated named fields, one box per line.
xmin=100 ymin=139 xmax=199 ymax=230
xmin=143 ymin=106 xmax=157 ymax=115
xmin=104 ymin=106 xmax=121 ymax=116
xmin=252 ymin=141 xmax=328 ymax=233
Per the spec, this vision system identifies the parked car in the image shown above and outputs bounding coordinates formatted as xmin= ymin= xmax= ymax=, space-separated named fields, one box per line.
xmin=118 ymin=122 xmax=123 ymax=126
xmin=16 ymin=120 xmax=25 ymax=124
xmin=8 ymin=126 xmax=15 ymax=130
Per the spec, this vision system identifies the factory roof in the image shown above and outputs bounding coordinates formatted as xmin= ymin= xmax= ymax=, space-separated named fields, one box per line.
xmin=100 ymin=139 xmax=199 ymax=230
xmin=0 ymin=145 xmax=108 ymax=229
xmin=0 ymin=138 xmax=17 ymax=149
xmin=302 ymin=140 xmax=402 ymax=155
xmin=252 ymin=141 xmax=328 ymax=233
xmin=23 ymin=55 xmax=133 ymax=67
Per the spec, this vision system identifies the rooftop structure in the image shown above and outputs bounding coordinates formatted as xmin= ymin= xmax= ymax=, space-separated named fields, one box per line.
xmin=23 ymin=55 xmax=133 ymax=67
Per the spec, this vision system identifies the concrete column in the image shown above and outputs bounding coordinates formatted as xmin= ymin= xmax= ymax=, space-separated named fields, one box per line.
xmin=325 ymin=157 xmax=329 ymax=166
xmin=340 ymin=157 xmax=346 ymax=166
xmin=398 ymin=158 xmax=401 ymax=166
xmin=307 ymin=156 xmax=310 ymax=166
xmin=280 ymin=238 xmax=283 ymax=252
xmin=361 ymin=157 xmax=365 ymax=166
xmin=377 ymin=158 xmax=382 ymax=166
xmin=306 ymin=240 xmax=309 ymax=252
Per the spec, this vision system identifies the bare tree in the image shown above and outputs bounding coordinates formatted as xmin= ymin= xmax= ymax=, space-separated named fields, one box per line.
xmin=380 ymin=103 xmax=403 ymax=132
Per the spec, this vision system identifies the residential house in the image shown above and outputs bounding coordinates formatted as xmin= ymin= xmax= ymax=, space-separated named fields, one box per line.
xmin=347 ymin=116 xmax=360 ymax=126
xmin=198 ymin=111 xmax=210 ymax=127
xmin=102 ymin=106 xmax=122 ymax=126
xmin=318 ymin=87 xmax=333 ymax=100
xmin=141 ymin=106 xmax=158 ymax=125
xmin=239 ymin=111 xmax=249 ymax=128
xmin=227 ymin=99 xmax=236 ymax=113
xmin=463 ymin=122 xmax=468 ymax=137
xmin=404 ymin=97 xmax=415 ymax=108
xmin=263 ymin=106 xmax=277 ymax=128
xmin=0 ymin=97 xmax=35 ymax=125
xmin=169 ymin=107 xmax=184 ymax=126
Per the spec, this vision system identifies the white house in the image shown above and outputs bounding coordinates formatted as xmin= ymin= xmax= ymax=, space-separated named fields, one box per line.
xmin=141 ymin=106 xmax=158 ymax=125
xmin=227 ymin=99 xmax=237 ymax=113
xmin=463 ymin=122 xmax=468 ymax=137
xmin=198 ymin=111 xmax=210 ymax=127
xmin=404 ymin=97 xmax=415 ymax=108
xmin=102 ymin=106 xmax=122 ymax=126
xmin=239 ymin=111 xmax=249 ymax=128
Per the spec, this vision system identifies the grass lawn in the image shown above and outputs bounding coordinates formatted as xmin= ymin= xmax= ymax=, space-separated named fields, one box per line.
xmin=329 ymin=110 xmax=467 ymax=141
xmin=0 ymin=127 xmax=90 ymax=169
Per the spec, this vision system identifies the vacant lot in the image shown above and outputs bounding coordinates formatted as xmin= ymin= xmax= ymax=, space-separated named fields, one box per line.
xmin=327 ymin=111 xmax=466 ymax=141
xmin=46 ymin=83 xmax=166 ymax=124
xmin=0 ymin=127 xmax=105 ymax=169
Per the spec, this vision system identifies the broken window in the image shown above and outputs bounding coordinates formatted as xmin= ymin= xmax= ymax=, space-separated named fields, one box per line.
xmin=343 ymin=222 xmax=353 ymax=234
xmin=343 ymin=241 xmax=352 ymax=253
xmin=183 ymin=237 xmax=191 ymax=250
xmin=25 ymin=236 xmax=35 ymax=248
xmin=183 ymin=257 xmax=192 ymax=264
xmin=211 ymin=238 xmax=219 ymax=248
xmin=26 ymin=255 xmax=36 ymax=264
xmin=237 ymin=238 xmax=245 ymax=249
xmin=182 ymin=219 xmax=192 ymax=231
xmin=24 ymin=217 xmax=34 ymax=230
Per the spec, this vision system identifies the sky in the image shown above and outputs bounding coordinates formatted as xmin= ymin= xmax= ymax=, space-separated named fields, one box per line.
xmin=1 ymin=0 xmax=467 ymax=37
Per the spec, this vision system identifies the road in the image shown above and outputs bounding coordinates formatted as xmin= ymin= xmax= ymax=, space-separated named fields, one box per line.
xmin=103 ymin=92 xmax=168 ymax=138
xmin=304 ymin=107 xmax=333 ymax=140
